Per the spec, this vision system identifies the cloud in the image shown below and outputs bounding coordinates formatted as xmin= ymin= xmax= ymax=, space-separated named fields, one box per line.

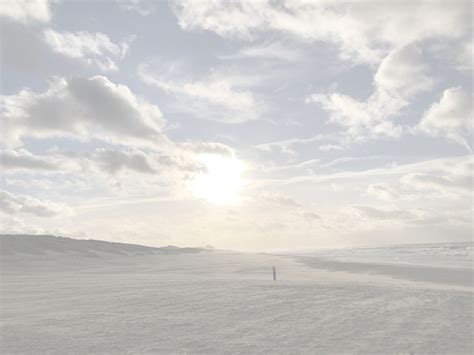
xmin=86 ymin=148 xmax=204 ymax=175
xmin=366 ymin=183 xmax=400 ymax=201
xmin=257 ymin=193 xmax=301 ymax=208
xmin=253 ymin=193 xmax=322 ymax=227
xmin=139 ymin=61 xmax=262 ymax=123
xmin=43 ymin=29 xmax=131 ymax=71
xmin=457 ymin=41 xmax=473 ymax=71
xmin=1 ymin=22 xmax=132 ymax=75
xmin=307 ymin=44 xmax=433 ymax=141
xmin=418 ymin=86 xmax=473 ymax=150
xmin=0 ymin=190 xmax=67 ymax=217
xmin=171 ymin=0 xmax=470 ymax=64
xmin=1 ymin=145 xmax=207 ymax=177
xmin=297 ymin=210 xmax=321 ymax=221
xmin=275 ymin=155 xmax=473 ymax=194
xmin=374 ymin=44 xmax=433 ymax=97
xmin=171 ymin=0 xmax=266 ymax=41
xmin=220 ymin=41 xmax=303 ymax=61
xmin=352 ymin=205 xmax=414 ymax=221
xmin=0 ymin=0 xmax=52 ymax=23
xmin=1 ymin=75 xmax=167 ymax=148
xmin=255 ymin=134 xmax=327 ymax=155
xmin=0 ymin=20 xmax=46 ymax=74
xmin=401 ymin=168 xmax=472 ymax=196
xmin=349 ymin=204 xmax=468 ymax=231
xmin=180 ymin=141 xmax=235 ymax=157
xmin=0 ymin=149 xmax=59 ymax=171
xmin=117 ymin=0 xmax=157 ymax=16
xmin=308 ymin=90 xmax=405 ymax=140
xmin=361 ymin=156 xmax=473 ymax=201
xmin=0 ymin=146 xmax=211 ymax=205
xmin=90 ymin=148 xmax=156 ymax=174
xmin=319 ymin=144 xmax=343 ymax=152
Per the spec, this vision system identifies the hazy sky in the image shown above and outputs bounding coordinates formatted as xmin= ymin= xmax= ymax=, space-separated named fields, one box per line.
xmin=0 ymin=0 xmax=472 ymax=250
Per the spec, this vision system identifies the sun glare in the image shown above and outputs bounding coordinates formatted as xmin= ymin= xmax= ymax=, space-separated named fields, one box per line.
xmin=193 ymin=154 xmax=243 ymax=205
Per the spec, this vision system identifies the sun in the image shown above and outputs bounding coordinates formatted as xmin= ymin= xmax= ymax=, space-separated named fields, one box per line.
xmin=193 ymin=154 xmax=243 ymax=205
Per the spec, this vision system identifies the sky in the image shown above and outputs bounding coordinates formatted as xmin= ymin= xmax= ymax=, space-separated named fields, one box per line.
xmin=0 ymin=0 xmax=472 ymax=251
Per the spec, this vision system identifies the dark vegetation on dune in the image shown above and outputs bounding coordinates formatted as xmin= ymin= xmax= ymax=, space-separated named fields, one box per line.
xmin=0 ymin=234 xmax=211 ymax=257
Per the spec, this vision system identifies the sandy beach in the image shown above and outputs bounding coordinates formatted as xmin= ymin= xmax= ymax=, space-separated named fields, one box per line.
xmin=1 ymin=241 xmax=472 ymax=354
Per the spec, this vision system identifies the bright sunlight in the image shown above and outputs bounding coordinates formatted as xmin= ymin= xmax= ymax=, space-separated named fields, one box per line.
xmin=193 ymin=154 xmax=243 ymax=205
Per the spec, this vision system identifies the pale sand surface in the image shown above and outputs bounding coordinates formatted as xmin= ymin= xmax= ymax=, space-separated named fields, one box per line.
xmin=1 ymin=250 xmax=473 ymax=354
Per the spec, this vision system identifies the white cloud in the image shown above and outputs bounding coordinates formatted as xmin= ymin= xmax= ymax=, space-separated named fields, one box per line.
xmin=86 ymin=148 xmax=204 ymax=175
xmin=307 ymin=44 xmax=433 ymax=141
xmin=276 ymin=155 xmax=473 ymax=195
xmin=297 ymin=210 xmax=321 ymax=221
xmin=374 ymin=44 xmax=433 ymax=97
xmin=352 ymin=205 xmax=414 ymax=221
xmin=0 ymin=0 xmax=52 ymax=23
xmin=457 ymin=41 xmax=473 ymax=71
xmin=180 ymin=141 xmax=235 ymax=158
xmin=319 ymin=144 xmax=343 ymax=152
xmin=43 ymin=29 xmax=130 ymax=72
xmin=171 ymin=0 xmax=266 ymax=41
xmin=347 ymin=205 xmax=462 ymax=230
xmin=256 ymin=134 xmax=328 ymax=155
xmin=171 ymin=0 xmax=470 ymax=64
xmin=402 ymin=173 xmax=472 ymax=194
xmin=400 ymin=156 xmax=473 ymax=198
xmin=0 ymin=149 xmax=59 ymax=171
xmin=221 ymin=41 xmax=303 ymax=61
xmin=0 ymin=190 xmax=68 ymax=217
xmin=0 ymin=147 xmax=210 ymax=206
xmin=90 ymin=148 xmax=156 ymax=175
xmin=257 ymin=193 xmax=301 ymax=208
xmin=308 ymin=90 xmax=405 ymax=140
xmin=418 ymin=86 xmax=473 ymax=150
xmin=1 ymin=75 xmax=167 ymax=148
xmin=117 ymin=0 xmax=157 ymax=16
xmin=366 ymin=183 xmax=400 ymax=201
xmin=139 ymin=62 xmax=262 ymax=123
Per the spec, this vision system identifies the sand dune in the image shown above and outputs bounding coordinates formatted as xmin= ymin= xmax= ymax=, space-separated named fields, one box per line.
xmin=0 ymin=234 xmax=209 ymax=257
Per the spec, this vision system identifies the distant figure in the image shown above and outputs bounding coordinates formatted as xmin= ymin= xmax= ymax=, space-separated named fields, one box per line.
xmin=272 ymin=266 xmax=276 ymax=281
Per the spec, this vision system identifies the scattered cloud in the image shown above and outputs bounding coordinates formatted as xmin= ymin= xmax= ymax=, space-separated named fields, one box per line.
xmin=180 ymin=141 xmax=235 ymax=158
xmin=171 ymin=0 xmax=470 ymax=64
xmin=256 ymin=134 xmax=327 ymax=155
xmin=319 ymin=144 xmax=343 ymax=152
xmin=257 ymin=193 xmax=301 ymax=208
xmin=0 ymin=190 xmax=68 ymax=217
xmin=401 ymin=169 xmax=472 ymax=197
xmin=297 ymin=210 xmax=321 ymax=221
xmin=1 ymin=149 xmax=59 ymax=171
xmin=307 ymin=44 xmax=433 ymax=141
xmin=456 ymin=41 xmax=473 ymax=72
xmin=374 ymin=44 xmax=433 ymax=97
xmin=86 ymin=148 xmax=204 ymax=175
xmin=308 ymin=91 xmax=404 ymax=140
xmin=220 ymin=41 xmax=303 ymax=61
xmin=43 ymin=29 xmax=131 ymax=71
xmin=139 ymin=61 xmax=262 ymax=123
xmin=0 ymin=0 xmax=53 ymax=24
xmin=1 ymin=75 xmax=167 ymax=148
xmin=417 ymin=86 xmax=473 ymax=151
xmin=89 ymin=148 xmax=156 ymax=175
xmin=1 ymin=0 xmax=471 ymax=248
xmin=273 ymin=155 xmax=473 ymax=194
xmin=366 ymin=183 xmax=400 ymax=201
xmin=352 ymin=205 xmax=418 ymax=222
xmin=117 ymin=0 xmax=157 ymax=16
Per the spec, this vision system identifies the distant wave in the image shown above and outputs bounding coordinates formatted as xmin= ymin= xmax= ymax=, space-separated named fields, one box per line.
xmin=296 ymin=242 xmax=473 ymax=269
